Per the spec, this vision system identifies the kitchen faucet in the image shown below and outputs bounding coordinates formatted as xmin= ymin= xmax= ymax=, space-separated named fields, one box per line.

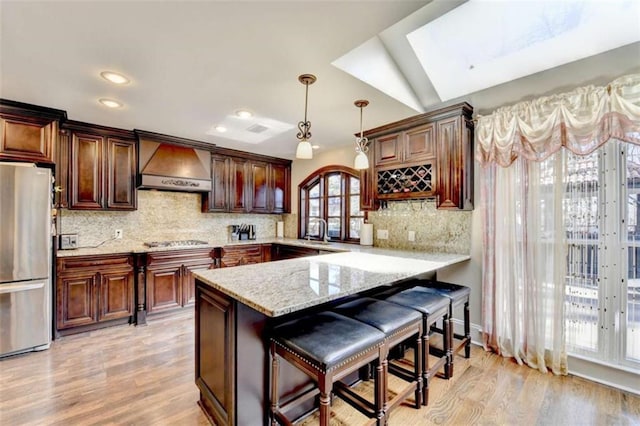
xmin=310 ymin=218 xmax=330 ymax=243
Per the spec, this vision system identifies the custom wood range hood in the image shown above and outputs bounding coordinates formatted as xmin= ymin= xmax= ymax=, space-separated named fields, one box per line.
xmin=135 ymin=130 xmax=212 ymax=192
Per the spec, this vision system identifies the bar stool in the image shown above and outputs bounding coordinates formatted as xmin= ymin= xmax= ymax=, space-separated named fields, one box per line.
xmin=413 ymin=281 xmax=471 ymax=378
xmin=379 ymin=287 xmax=450 ymax=405
xmin=269 ymin=311 xmax=387 ymax=426
xmin=333 ymin=297 xmax=424 ymax=415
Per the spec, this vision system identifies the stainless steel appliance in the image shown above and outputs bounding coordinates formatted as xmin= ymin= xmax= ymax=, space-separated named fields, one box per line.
xmin=0 ymin=163 xmax=52 ymax=357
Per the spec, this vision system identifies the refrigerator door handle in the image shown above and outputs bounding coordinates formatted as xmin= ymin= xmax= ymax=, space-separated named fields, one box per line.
xmin=0 ymin=282 xmax=45 ymax=294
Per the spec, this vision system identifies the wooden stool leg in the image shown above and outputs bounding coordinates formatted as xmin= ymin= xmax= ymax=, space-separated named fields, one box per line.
xmin=414 ymin=330 xmax=423 ymax=409
xmin=374 ymin=358 xmax=385 ymax=425
xmin=422 ymin=325 xmax=429 ymax=406
xmin=319 ymin=374 xmax=331 ymax=426
xmin=464 ymin=300 xmax=471 ymax=358
xmin=270 ymin=342 xmax=279 ymax=426
xmin=444 ymin=315 xmax=453 ymax=379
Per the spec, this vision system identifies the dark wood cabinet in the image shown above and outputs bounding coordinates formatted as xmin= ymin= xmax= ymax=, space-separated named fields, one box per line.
xmin=145 ymin=249 xmax=215 ymax=315
xmin=60 ymin=121 xmax=136 ymax=210
xmin=219 ymin=244 xmax=263 ymax=268
xmin=56 ymin=254 xmax=134 ymax=335
xmin=0 ymin=100 xmax=66 ymax=164
xmin=271 ymin=244 xmax=319 ymax=261
xmin=362 ymin=102 xmax=473 ymax=210
xmin=203 ymin=148 xmax=291 ymax=214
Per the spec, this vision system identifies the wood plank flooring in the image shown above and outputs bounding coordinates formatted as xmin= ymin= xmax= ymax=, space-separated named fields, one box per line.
xmin=1 ymin=309 xmax=638 ymax=425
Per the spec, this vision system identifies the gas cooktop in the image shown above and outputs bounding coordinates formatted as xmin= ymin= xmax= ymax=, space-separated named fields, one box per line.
xmin=144 ymin=240 xmax=208 ymax=248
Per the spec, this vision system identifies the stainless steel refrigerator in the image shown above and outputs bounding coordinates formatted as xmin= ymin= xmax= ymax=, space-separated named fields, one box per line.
xmin=0 ymin=163 xmax=52 ymax=357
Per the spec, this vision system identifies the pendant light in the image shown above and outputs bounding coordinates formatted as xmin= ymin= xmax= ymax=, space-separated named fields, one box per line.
xmin=295 ymin=74 xmax=316 ymax=159
xmin=353 ymin=100 xmax=370 ymax=170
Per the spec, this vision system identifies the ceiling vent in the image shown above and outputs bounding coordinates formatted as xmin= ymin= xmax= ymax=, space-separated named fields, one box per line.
xmin=246 ymin=124 xmax=269 ymax=134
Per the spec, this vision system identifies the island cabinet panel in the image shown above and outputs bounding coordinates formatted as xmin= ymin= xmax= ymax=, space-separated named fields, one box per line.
xmin=56 ymin=254 xmax=134 ymax=335
xmin=195 ymin=284 xmax=236 ymax=426
xmin=144 ymin=249 xmax=215 ymax=316
xmin=219 ymin=245 xmax=263 ymax=268
xmin=0 ymin=100 xmax=65 ymax=164
xmin=61 ymin=121 xmax=137 ymax=211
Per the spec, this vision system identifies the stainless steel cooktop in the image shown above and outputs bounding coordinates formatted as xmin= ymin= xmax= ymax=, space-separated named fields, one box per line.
xmin=143 ymin=240 xmax=208 ymax=248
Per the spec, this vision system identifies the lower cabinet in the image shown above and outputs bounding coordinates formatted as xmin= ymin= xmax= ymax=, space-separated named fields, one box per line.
xmin=271 ymin=244 xmax=320 ymax=260
xmin=145 ymin=248 xmax=215 ymax=315
xmin=219 ymin=244 xmax=264 ymax=267
xmin=56 ymin=254 xmax=134 ymax=334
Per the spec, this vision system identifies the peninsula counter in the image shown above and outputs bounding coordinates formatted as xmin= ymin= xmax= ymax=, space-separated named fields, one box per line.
xmin=193 ymin=250 xmax=469 ymax=425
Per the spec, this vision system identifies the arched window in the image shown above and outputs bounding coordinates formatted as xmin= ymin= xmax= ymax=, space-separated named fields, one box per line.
xmin=299 ymin=165 xmax=364 ymax=243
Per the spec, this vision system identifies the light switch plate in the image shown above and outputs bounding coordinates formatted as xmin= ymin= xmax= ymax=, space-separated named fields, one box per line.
xmin=58 ymin=233 xmax=78 ymax=250
xmin=377 ymin=229 xmax=389 ymax=240
xmin=408 ymin=231 xmax=416 ymax=242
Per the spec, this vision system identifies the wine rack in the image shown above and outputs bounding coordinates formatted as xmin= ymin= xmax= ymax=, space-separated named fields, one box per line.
xmin=377 ymin=163 xmax=434 ymax=199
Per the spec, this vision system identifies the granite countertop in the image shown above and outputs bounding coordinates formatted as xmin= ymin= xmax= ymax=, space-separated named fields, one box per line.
xmin=194 ymin=250 xmax=469 ymax=317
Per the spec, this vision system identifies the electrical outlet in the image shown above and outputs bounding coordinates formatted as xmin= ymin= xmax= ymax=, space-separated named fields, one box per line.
xmin=377 ymin=229 xmax=389 ymax=240
xmin=114 ymin=229 xmax=123 ymax=239
xmin=408 ymin=230 xmax=416 ymax=242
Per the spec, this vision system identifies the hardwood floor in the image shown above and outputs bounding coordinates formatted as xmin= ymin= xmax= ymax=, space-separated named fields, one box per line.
xmin=1 ymin=309 xmax=638 ymax=425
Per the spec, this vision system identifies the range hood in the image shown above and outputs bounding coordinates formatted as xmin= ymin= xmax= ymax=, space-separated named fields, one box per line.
xmin=136 ymin=130 xmax=212 ymax=192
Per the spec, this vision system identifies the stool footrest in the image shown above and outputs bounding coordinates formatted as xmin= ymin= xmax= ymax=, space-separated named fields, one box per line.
xmin=334 ymin=381 xmax=377 ymax=418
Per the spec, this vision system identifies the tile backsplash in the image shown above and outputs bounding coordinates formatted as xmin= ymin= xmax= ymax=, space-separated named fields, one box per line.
xmin=59 ymin=191 xmax=283 ymax=246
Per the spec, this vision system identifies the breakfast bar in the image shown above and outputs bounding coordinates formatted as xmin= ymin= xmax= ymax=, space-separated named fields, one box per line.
xmin=193 ymin=250 xmax=469 ymax=426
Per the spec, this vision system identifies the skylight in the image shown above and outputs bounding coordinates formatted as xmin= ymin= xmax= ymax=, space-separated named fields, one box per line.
xmin=407 ymin=0 xmax=640 ymax=101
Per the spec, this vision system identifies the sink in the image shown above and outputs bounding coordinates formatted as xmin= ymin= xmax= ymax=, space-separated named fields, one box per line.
xmin=297 ymin=240 xmax=331 ymax=246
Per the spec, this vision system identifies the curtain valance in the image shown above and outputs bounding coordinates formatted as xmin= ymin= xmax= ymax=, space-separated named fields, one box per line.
xmin=476 ymin=73 xmax=640 ymax=167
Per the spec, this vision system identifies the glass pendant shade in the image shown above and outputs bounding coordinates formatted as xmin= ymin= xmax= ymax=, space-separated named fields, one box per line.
xmin=296 ymin=140 xmax=313 ymax=159
xmin=354 ymin=150 xmax=369 ymax=170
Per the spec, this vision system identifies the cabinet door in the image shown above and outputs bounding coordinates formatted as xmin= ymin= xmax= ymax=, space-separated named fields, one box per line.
xmin=436 ymin=116 xmax=464 ymax=209
xmin=374 ymin=133 xmax=402 ymax=167
xmin=229 ymin=158 xmax=247 ymax=212
xmin=220 ymin=245 xmax=263 ymax=268
xmin=269 ymin=163 xmax=290 ymax=213
xmin=105 ymin=137 xmax=136 ymax=210
xmin=405 ymin=123 xmax=435 ymax=163
xmin=183 ymin=262 xmax=213 ymax=306
xmin=57 ymin=272 xmax=97 ymax=329
xmin=249 ymin=161 xmax=269 ymax=213
xmin=203 ymin=155 xmax=229 ymax=212
xmin=70 ymin=132 xmax=103 ymax=209
xmin=359 ymin=148 xmax=378 ymax=211
xmin=98 ymin=268 xmax=134 ymax=322
xmin=146 ymin=265 xmax=182 ymax=314
xmin=0 ymin=115 xmax=57 ymax=163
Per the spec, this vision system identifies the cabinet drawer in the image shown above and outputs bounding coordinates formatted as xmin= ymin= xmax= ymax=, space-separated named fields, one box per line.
xmin=146 ymin=248 xmax=214 ymax=268
xmin=220 ymin=245 xmax=263 ymax=267
xmin=57 ymin=254 xmax=133 ymax=273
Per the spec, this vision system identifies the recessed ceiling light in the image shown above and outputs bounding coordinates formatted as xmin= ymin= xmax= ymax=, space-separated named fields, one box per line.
xmin=235 ymin=109 xmax=253 ymax=119
xmin=98 ymin=98 xmax=123 ymax=108
xmin=312 ymin=145 xmax=320 ymax=150
xmin=100 ymin=71 xmax=130 ymax=85
xmin=215 ymin=125 xmax=227 ymax=133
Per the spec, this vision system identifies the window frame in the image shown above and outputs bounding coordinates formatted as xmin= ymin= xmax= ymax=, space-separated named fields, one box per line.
xmin=298 ymin=165 xmax=363 ymax=244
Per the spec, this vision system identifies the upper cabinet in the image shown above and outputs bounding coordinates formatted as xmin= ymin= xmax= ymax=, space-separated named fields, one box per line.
xmin=0 ymin=99 xmax=66 ymax=164
xmin=203 ymin=147 xmax=291 ymax=214
xmin=363 ymin=102 xmax=474 ymax=210
xmin=59 ymin=121 xmax=137 ymax=210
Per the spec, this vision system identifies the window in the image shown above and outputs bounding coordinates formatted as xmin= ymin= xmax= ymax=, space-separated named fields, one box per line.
xmin=563 ymin=142 xmax=639 ymax=369
xmin=299 ymin=166 xmax=363 ymax=243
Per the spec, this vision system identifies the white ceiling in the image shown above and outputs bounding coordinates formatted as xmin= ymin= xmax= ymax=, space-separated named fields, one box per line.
xmin=1 ymin=1 xmax=639 ymax=160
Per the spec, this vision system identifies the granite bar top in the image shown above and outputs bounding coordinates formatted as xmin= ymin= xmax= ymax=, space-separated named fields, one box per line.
xmin=194 ymin=251 xmax=469 ymax=317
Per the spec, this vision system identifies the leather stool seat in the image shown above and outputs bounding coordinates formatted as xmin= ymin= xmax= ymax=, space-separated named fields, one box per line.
xmin=272 ymin=311 xmax=385 ymax=371
xmin=380 ymin=287 xmax=450 ymax=405
xmin=334 ymin=297 xmax=424 ymax=411
xmin=416 ymin=281 xmax=470 ymax=303
xmin=270 ymin=311 xmax=387 ymax=425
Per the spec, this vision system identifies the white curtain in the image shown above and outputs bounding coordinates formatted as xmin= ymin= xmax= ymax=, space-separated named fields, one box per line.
xmin=477 ymin=73 xmax=640 ymax=375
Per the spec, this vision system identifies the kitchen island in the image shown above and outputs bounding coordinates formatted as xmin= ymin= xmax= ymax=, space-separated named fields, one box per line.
xmin=193 ymin=250 xmax=469 ymax=426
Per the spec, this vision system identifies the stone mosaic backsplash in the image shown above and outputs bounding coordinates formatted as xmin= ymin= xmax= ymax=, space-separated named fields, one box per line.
xmin=59 ymin=190 xmax=283 ymax=247
xmin=367 ymin=199 xmax=471 ymax=254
